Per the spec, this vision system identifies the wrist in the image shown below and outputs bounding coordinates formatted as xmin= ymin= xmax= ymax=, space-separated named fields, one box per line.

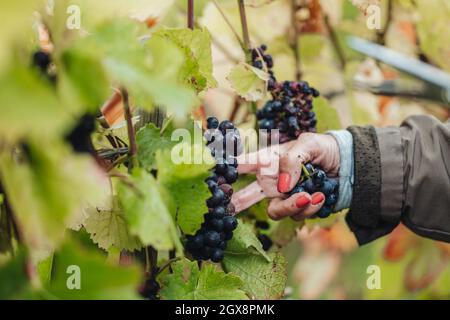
xmin=327 ymin=130 xmax=354 ymax=211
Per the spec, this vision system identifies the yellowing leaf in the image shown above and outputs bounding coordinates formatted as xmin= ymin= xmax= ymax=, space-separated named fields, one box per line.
xmin=154 ymin=28 xmax=218 ymax=91
xmin=83 ymin=203 xmax=142 ymax=252
xmin=228 ymin=62 xmax=269 ymax=101
xmin=222 ymin=250 xmax=287 ymax=300
xmin=160 ymin=258 xmax=248 ymax=300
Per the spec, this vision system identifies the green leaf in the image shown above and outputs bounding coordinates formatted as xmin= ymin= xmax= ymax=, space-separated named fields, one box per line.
xmin=37 ymin=253 xmax=54 ymax=285
xmin=270 ymin=219 xmax=304 ymax=247
xmin=0 ymin=142 xmax=109 ymax=251
xmin=0 ymin=0 xmax=32 ymax=73
xmin=47 ymin=241 xmax=141 ymax=299
xmin=117 ymin=168 xmax=182 ymax=252
xmin=156 ymin=143 xmax=214 ymax=235
xmin=154 ymin=28 xmax=217 ymax=91
xmin=228 ymin=62 xmax=269 ymax=101
xmin=67 ymin=19 xmax=199 ymax=122
xmin=416 ymin=0 xmax=450 ymax=72
xmin=159 ymin=258 xmax=248 ymax=300
xmin=0 ymin=66 xmax=72 ymax=142
xmin=222 ymin=250 xmax=287 ymax=300
xmin=0 ymin=250 xmax=33 ymax=299
xmin=225 ymin=221 xmax=271 ymax=262
xmin=136 ymin=123 xmax=177 ymax=171
xmin=315 ymin=96 xmax=342 ymax=132
xmin=60 ymin=49 xmax=110 ymax=110
xmin=83 ymin=202 xmax=142 ymax=252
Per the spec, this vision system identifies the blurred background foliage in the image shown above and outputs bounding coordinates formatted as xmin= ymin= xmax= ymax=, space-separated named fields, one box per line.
xmin=0 ymin=0 xmax=449 ymax=300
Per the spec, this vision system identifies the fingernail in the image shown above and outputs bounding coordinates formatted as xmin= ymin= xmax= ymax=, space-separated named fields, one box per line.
xmin=311 ymin=193 xmax=325 ymax=205
xmin=277 ymin=173 xmax=291 ymax=193
xmin=295 ymin=195 xmax=311 ymax=208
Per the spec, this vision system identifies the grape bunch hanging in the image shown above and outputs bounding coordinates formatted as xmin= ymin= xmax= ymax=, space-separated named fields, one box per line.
xmin=252 ymin=45 xmax=319 ymax=143
xmin=185 ymin=117 xmax=243 ymax=263
xmin=253 ymin=45 xmax=339 ymax=218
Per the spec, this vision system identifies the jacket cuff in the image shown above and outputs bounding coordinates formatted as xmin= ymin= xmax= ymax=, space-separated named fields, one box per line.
xmin=375 ymin=127 xmax=403 ymax=223
xmin=346 ymin=126 xmax=381 ymax=228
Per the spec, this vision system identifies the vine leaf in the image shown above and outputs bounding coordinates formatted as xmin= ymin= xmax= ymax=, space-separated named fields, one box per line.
xmin=159 ymin=258 xmax=248 ymax=300
xmin=0 ymin=65 xmax=72 ymax=142
xmin=0 ymin=142 xmax=109 ymax=251
xmin=270 ymin=219 xmax=305 ymax=247
xmin=117 ymin=168 xmax=182 ymax=253
xmin=225 ymin=221 xmax=271 ymax=262
xmin=227 ymin=62 xmax=269 ymax=101
xmin=156 ymin=142 xmax=214 ymax=235
xmin=222 ymin=250 xmax=287 ymax=300
xmin=416 ymin=0 xmax=450 ymax=72
xmin=0 ymin=250 xmax=33 ymax=299
xmin=83 ymin=203 xmax=142 ymax=252
xmin=136 ymin=123 xmax=177 ymax=171
xmin=315 ymin=96 xmax=342 ymax=132
xmin=154 ymin=28 xmax=218 ymax=91
xmin=47 ymin=241 xmax=141 ymax=300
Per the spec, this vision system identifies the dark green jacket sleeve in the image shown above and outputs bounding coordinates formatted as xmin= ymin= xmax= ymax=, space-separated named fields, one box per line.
xmin=346 ymin=115 xmax=450 ymax=245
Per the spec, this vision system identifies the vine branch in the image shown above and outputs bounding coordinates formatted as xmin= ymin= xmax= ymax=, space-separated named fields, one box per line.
xmin=187 ymin=0 xmax=195 ymax=29
xmin=120 ymin=88 xmax=138 ymax=171
xmin=290 ymin=0 xmax=302 ymax=80
xmin=323 ymin=14 xmax=346 ymax=70
xmin=237 ymin=0 xmax=251 ymax=62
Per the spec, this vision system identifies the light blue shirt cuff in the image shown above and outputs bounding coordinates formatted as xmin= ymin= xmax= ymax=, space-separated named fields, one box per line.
xmin=327 ymin=130 xmax=354 ymax=211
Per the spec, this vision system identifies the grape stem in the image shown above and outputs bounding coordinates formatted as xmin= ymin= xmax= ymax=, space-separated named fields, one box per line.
xmin=120 ymin=88 xmax=138 ymax=172
xmin=187 ymin=0 xmax=194 ymax=29
xmin=301 ymin=164 xmax=311 ymax=179
xmin=237 ymin=0 xmax=251 ymax=62
xmin=323 ymin=14 xmax=346 ymax=70
xmin=290 ymin=0 xmax=302 ymax=80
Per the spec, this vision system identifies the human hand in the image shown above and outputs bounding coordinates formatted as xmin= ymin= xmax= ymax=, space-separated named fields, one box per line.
xmin=231 ymin=133 xmax=340 ymax=221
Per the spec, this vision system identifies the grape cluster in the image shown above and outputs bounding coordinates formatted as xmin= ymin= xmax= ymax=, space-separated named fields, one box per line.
xmin=251 ymin=45 xmax=276 ymax=88
xmin=257 ymin=81 xmax=320 ymax=142
xmin=287 ymin=163 xmax=339 ymax=219
xmin=251 ymin=45 xmax=320 ymax=142
xmin=185 ymin=117 xmax=243 ymax=263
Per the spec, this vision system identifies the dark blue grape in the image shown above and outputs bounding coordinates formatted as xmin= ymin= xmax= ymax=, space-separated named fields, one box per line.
xmin=206 ymin=117 xmax=219 ymax=129
xmin=325 ymin=193 xmax=338 ymax=207
xmin=208 ymin=219 xmax=224 ymax=232
xmin=210 ymin=249 xmax=224 ymax=263
xmin=212 ymin=206 xmax=226 ymax=218
xmin=302 ymin=178 xmax=315 ymax=193
xmin=223 ymin=216 xmax=238 ymax=231
xmin=321 ymin=180 xmax=334 ymax=196
xmin=204 ymin=231 xmax=221 ymax=247
xmin=317 ymin=206 xmax=332 ymax=218
xmin=224 ymin=166 xmax=238 ymax=184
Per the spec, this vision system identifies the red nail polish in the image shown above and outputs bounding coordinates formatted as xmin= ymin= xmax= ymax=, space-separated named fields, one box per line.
xmin=296 ymin=196 xmax=311 ymax=208
xmin=311 ymin=193 xmax=325 ymax=205
xmin=277 ymin=173 xmax=291 ymax=193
